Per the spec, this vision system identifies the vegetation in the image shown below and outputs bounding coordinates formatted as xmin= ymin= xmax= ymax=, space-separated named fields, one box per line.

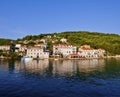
xmin=62 ymin=31 xmax=120 ymax=55
xmin=18 ymin=31 xmax=120 ymax=55
xmin=1 ymin=31 xmax=120 ymax=55
xmin=0 ymin=50 xmax=21 ymax=59
xmin=9 ymin=52 xmax=22 ymax=59
xmin=0 ymin=38 xmax=12 ymax=45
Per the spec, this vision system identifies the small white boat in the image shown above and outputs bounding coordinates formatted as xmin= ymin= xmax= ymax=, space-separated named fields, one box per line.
xmin=54 ymin=58 xmax=58 ymax=60
xmin=21 ymin=56 xmax=33 ymax=62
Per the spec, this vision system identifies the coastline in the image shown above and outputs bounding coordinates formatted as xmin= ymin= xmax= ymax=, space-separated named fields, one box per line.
xmin=106 ymin=55 xmax=120 ymax=58
xmin=1 ymin=55 xmax=120 ymax=61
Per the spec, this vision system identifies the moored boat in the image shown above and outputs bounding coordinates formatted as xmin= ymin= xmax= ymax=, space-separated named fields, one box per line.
xmin=21 ymin=56 xmax=33 ymax=62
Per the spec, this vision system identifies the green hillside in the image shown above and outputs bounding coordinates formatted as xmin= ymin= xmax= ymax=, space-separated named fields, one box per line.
xmin=18 ymin=31 xmax=120 ymax=55
xmin=59 ymin=31 xmax=120 ymax=55
xmin=0 ymin=38 xmax=13 ymax=45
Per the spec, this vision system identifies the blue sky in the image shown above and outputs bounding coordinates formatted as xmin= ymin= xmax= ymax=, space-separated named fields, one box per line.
xmin=0 ymin=0 xmax=120 ymax=39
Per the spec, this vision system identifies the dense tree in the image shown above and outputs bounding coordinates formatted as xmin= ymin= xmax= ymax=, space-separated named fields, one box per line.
xmin=0 ymin=38 xmax=12 ymax=45
xmin=1 ymin=31 xmax=120 ymax=55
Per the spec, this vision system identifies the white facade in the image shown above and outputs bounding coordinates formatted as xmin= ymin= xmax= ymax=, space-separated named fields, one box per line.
xmin=27 ymin=47 xmax=49 ymax=59
xmin=78 ymin=45 xmax=105 ymax=58
xmin=78 ymin=49 xmax=98 ymax=58
xmin=60 ymin=38 xmax=67 ymax=43
xmin=53 ymin=44 xmax=77 ymax=58
xmin=47 ymin=35 xmax=51 ymax=38
xmin=0 ymin=45 xmax=10 ymax=51
xmin=15 ymin=44 xmax=22 ymax=48
xmin=15 ymin=45 xmax=27 ymax=53
xmin=40 ymin=39 xmax=46 ymax=44
xmin=19 ymin=46 xmax=27 ymax=52
xmin=34 ymin=44 xmax=47 ymax=49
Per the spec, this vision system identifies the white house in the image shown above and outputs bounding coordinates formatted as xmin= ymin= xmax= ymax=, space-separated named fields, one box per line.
xmin=26 ymin=46 xmax=49 ymax=59
xmin=78 ymin=45 xmax=105 ymax=58
xmin=15 ymin=44 xmax=22 ymax=48
xmin=47 ymin=35 xmax=51 ymax=38
xmin=53 ymin=44 xmax=77 ymax=58
xmin=15 ymin=45 xmax=27 ymax=53
xmin=0 ymin=45 xmax=10 ymax=51
xmin=19 ymin=46 xmax=27 ymax=52
xmin=97 ymin=48 xmax=106 ymax=58
xmin=40 ymin=39 xmax=46 ymax=44
xmin=34 ymin=44 xmax=47 ymax=49
xmin=60 ymin=38 xmax=67 ymax=43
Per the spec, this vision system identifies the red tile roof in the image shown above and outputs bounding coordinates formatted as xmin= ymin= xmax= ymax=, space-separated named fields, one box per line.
xmin=82 ymin=48 xmax=94 ymax=50
xmin=69 ymin=54 xmax=80 ymax=56
xmin=53 ymin=44 xmax=72 ymax=47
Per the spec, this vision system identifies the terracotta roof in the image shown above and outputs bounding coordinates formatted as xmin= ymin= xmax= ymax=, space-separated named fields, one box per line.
xmin=21 ymin=46 xmax=27 ymax=48
xmin=98 ymin=48 xmax=105 ymax=50
xmin=82 ymin=44 xmax=90 ymax=46
xmin=82 ymin=48 xmax=94 ymax=50
xmin=69 ymin=54 xmax=80 ymax=56
xmin=79 ymin=48 xmax=94 ymax=50
xmin=53 ymin=44 xmax=72 ymax=47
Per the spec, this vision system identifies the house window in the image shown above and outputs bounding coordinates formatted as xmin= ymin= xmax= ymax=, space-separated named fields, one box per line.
xmin=55 ymin=48 xmax=58 ymax=50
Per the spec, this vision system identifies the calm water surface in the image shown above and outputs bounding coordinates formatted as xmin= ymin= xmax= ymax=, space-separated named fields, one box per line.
xmin=0 ymin=58 xmax=120 ymax=97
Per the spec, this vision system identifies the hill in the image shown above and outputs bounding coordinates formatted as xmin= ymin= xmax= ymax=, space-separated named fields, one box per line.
xmin=16 ymin=31 xmax=120 ymax=55
xmin=0 ymin=38 xmax=13 ymax=45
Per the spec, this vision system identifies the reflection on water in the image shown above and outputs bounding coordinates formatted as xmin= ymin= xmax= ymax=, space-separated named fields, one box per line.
xmin=52 ymin=60 xmax=77 ymax=76
xmin=11 ymin=59 xmax=105 ymax=77
xmin=0 ymin=60 xmax=9 ymax=73
xmin=1 ymin=59 xmax=120 ymax=97
xmin=77 ymin=59 xmax=105 ymax=73
xmin=15 ymin=59 xmax=49 ymax=75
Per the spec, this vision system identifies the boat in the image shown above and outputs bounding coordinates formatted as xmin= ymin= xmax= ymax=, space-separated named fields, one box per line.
xmin=54 ymin=58 xmax=58 ymax=60
xmin=21 ymin=56 xmax=33 ymax=62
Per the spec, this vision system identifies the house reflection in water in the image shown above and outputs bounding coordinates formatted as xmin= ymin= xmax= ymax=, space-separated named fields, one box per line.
xmin=52 ymin=60 xmax=77 ymax=76
xmin=77 ymin=59 xmax=105 ymax=73
xmin=14 ymin=59 xmax=105 ymax=77
xmin=15 ymin=60 xmax=49 ymax=75
xmin=52 ymin=59 xmax=105 ymax=76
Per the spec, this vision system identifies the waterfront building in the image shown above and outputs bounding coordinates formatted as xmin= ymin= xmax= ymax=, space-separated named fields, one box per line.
xmin=26 ymin=46 xmax=49 ymax=59
xmin=19 ymin=45 xmax=27 ymax=52
xmin=0 ymin=45 xmax=10 ymax=51
xmin=78 ymin=45 xmax=105 ymax=58
xmin=15 ymin=44 xmax=22 ymax=48
xmin=34 ymin=44 xmax=47 ymax=49
xmin=15 ymin=45 xmax=27 ymax=55
xmin=53 ymin=44 xmax=77 ymax=58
